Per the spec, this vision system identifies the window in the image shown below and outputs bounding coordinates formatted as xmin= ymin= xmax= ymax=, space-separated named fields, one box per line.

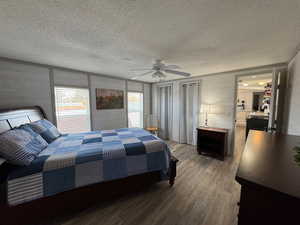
xmin=128 ymin=92 xmax=144 ymax=128
xmin=54 ymin=86 xmax=91 ymax=133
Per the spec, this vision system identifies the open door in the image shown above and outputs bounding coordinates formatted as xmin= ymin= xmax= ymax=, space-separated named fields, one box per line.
xmin=268 ymin=69 xmax=287 ymax=133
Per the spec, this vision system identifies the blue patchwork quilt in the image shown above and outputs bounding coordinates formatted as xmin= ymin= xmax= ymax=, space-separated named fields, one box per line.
xmin=6 ymin=128 xmax=171 ymax=206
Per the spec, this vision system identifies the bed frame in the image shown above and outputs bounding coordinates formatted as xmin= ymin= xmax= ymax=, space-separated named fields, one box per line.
xmin=0 ymin=106 xmax=178 ymax=225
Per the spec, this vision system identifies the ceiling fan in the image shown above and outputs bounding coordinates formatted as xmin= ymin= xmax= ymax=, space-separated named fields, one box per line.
xmin=130 ymin=60 xmax=191 ymax=81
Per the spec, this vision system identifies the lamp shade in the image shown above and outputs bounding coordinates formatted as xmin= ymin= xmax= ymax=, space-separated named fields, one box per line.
xmin=201 ymin=104 xmax=211 ymax=113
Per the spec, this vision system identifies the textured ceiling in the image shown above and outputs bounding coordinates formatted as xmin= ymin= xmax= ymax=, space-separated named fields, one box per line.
xmin=0 ymin=0 xmax=300 ymax=82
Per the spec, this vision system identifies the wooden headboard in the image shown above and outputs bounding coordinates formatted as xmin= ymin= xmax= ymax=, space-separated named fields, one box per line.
xmin=0 ymin=106 xmax=46 ymax=134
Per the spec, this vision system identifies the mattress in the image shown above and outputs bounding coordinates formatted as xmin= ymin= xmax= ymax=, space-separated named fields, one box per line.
xmin=5 ymin=128 xmax=171 ymax=206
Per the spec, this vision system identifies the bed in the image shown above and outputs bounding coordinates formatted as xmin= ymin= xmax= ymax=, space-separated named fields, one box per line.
xmin=0 ymin=106 xmax=178 ymax=225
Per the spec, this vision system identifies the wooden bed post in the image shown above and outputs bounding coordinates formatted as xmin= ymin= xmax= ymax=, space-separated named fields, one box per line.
xmin=169 ymin=156 xmax=178 ymax=186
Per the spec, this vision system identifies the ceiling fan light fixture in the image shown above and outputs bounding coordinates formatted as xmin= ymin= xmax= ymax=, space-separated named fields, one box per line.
xmin=130 ymin=60 xmax=189 ymax=81
xmin=153 ymin=70 xmax=164 ymax=77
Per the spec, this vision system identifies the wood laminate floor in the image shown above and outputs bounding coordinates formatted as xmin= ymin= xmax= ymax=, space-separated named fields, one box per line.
xmin=48 ymin=127 xmax=245 ymax=225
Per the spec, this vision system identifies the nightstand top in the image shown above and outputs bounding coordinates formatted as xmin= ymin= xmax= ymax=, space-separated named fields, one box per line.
xmin=146 ymin=127 xmax=159 ymax=131
xmin=197 ymin=126 xmax=229 ymax=133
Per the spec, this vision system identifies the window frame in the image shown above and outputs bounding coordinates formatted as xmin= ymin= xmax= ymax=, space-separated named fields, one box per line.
xmin=54 ymin=85 xmax=92 ymax=133
xmin=127 ymin=91 xmax=144 ymax=128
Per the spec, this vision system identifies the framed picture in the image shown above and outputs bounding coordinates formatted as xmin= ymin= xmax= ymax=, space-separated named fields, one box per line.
xmin=96 ymin=88 xmax=124 ymax=110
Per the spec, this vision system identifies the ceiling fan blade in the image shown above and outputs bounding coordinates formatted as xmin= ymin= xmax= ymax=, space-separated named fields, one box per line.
xmin=131 ymin=71 xmax=153 ymax=80
xmin=164 ymin=69 xmax=191 ymax=77
xmin=130 ymin=68 xmax=153 ymax=72
xmin=163 ymin=65 xmax=181 ymax=70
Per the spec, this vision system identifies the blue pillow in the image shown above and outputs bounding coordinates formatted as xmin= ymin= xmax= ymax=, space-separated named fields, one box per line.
xmin=28 ymin=119 xmax=61 ymax=143
xmin=0 ymin=128 xmax=48 ymax=166
xmin=19 ymin=124 xmax=49 ymax=153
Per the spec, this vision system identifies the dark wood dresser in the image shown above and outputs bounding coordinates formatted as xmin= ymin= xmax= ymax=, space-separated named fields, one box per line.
xmin=196 ymin=127 xmax=228 ymax=160
xmin=236 ymin=130 xmax=300 ymax=225
xmin=245 ymin=115 xmax=269 ymax=138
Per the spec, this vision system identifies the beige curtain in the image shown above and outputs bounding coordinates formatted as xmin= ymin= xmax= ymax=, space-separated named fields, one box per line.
xmin=179 ymin=83 xmax=200 ymax=145
xmin=158 ymin=86 xmax=172 ymax=140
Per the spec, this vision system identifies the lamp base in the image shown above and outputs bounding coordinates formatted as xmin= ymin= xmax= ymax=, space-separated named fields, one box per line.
xmin=204 ymin=119 xmax=209 ymax=127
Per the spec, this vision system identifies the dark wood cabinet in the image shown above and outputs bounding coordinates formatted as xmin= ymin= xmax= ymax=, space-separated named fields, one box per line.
xmin=196 ymin=127 xmax=228 ymax=160
xmin=236 ymin=131 xmax=300 ymax=225
xmin=246 ymin=116 xmax=269 ymax=138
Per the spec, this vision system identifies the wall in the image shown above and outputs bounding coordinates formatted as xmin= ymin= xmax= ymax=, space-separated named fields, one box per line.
xmin=237 ymin=89 xmax=255 ymax=111
xmin=236 ymin=89 xmax=254 ymax=126
xmin=0 ymin=60 xmax=53 ymax=121
xmin=0 ymin=58 xmax=151 ymax=130
xmin=286 ymin=51 xmax=300 ymax=135
xmin=236 ymin=89 xmax=264 ymax=126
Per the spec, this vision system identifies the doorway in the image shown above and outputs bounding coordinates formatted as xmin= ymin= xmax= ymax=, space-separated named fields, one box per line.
xmin=234 ymin=69 xmax=287 ymax=146
xmin=235 ymin=73 xmax=273 ymax=143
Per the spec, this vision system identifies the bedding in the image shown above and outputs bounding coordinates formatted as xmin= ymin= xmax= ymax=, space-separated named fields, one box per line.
xmin=28 ymin=119 xmax=61 ymax=143
xmin=4 ymin=128 xmax=171 ymax=206
xmin=0 ymin=127 xmax=48 ymax=166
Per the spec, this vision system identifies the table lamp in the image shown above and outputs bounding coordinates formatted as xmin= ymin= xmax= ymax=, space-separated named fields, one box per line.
xmin=201 ymin=104 xmax=211 ymax=127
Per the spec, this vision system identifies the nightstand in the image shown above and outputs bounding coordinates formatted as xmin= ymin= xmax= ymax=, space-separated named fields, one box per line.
xmin=146 ymin=127 xmax=159 ymax=136
xmin=196 ymin=127 xmax=228 ymax=160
